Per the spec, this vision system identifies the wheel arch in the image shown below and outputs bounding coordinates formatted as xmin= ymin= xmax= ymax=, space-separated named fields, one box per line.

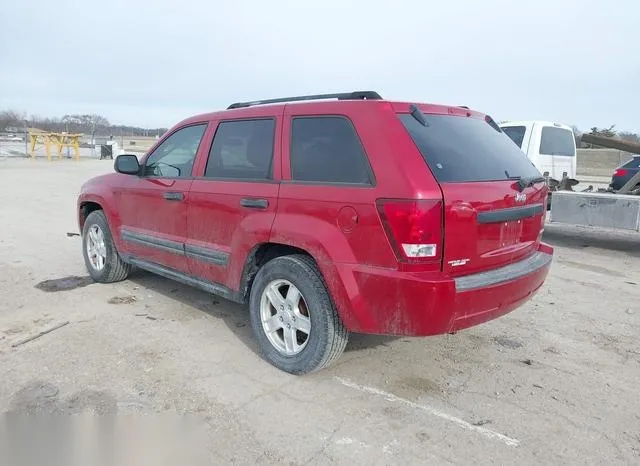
xmin=238 ymin=241 xmax=358 ymax=331
xmin=239 ymin=242 xmax=312 ymax=301
xmin=79 ymin=201 xmax=104 ymax=231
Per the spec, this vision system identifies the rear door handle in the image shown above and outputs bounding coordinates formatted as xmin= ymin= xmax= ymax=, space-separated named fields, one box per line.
xmin=240 ymin=198 xmax=268 ymax=209
xmin=163 ymin=192 xmax=184 ymax=201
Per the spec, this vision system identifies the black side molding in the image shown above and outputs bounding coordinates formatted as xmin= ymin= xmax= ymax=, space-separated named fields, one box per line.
xmin=185 ymin=244 xmax=229 ymax=266
xmin=477 ymin=204 xmax=544 ymax=224
xmin=127 ymin=257 xmax=243 ymax=303
xmin=121 ymin=229 xmax=184 ymax=255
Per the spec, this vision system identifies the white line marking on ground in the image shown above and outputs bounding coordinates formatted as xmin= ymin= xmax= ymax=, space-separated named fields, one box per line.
xmin=334 ymin=376 xmax=520 ymax=447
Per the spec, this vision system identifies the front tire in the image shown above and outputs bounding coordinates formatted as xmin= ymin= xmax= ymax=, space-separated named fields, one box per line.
xmin=82 ymin=210 xmax=131 ymax=283
xmin=249 ymin=255 xmax=348 ymax=374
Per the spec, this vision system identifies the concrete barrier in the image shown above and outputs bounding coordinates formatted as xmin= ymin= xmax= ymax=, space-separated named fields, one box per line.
xmin=577 ymin=149 xmax=633 ymax=177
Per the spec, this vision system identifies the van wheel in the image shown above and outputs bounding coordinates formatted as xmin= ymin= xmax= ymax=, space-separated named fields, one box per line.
xmin=249 ymin=255 xmax=348 ymax=374
xmin=82 ymin=210 xmax=131 ymax=283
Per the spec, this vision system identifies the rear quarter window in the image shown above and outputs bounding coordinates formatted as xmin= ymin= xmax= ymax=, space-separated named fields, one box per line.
xmin=399 ymin=114 xmax=540 ymax=183
xmin=290 ymin=116 xmax=373 ymax=184
xmin=539 ymin=126 xmax=575 ymax=156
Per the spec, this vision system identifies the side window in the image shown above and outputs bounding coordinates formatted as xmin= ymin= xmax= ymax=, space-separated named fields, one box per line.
xmin=290 ymin=116 xmax=372 ymax=184
xmin=502 ymin=126 xmax=526 ymax=148
xmin=204 ymin=119 xmax=275 ymax=180
xmin=143 ymin=124 xmax=207 ymax=178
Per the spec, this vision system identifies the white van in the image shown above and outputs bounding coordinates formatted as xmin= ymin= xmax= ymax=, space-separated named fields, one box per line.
xmin=499 ymin=121 xmax=577 ymax=181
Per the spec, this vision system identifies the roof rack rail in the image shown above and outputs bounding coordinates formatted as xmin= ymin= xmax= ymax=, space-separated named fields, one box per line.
xmin=227 ymin=91 xmax=382 ymax=110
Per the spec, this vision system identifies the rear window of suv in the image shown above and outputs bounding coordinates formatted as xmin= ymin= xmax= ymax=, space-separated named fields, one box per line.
xmin=399 ymin=113 xmax=540 ymax=183
xmin=623 ymin=157 xmax=640 ymax=169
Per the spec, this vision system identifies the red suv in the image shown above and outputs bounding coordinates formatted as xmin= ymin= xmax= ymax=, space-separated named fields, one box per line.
xmin=78 ymin=91 xmax=553 ymax=374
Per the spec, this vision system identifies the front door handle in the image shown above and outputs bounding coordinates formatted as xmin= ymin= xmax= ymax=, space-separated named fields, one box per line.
xmin=240 ymin=198 xmax=268 ymax=209
xmin=163 ymin=192 xmax=184 ymax=201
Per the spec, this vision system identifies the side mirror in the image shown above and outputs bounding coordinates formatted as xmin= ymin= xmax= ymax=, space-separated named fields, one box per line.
xmin=114 ymin=154 xmax=140 ymax=175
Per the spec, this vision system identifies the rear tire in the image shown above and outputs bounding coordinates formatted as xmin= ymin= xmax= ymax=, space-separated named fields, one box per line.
xmin=249 ymin=254 xmax=348 ymax=374
xmin=82 ymin=210 xmax=131 ymax=283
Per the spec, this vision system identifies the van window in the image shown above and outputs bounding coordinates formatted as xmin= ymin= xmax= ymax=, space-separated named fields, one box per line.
xmin=290 ymin=116 xmax=372 ymax=184
xmin=399 ymin=114 xmax=540 ymax=183
xmin=539 ymin=127 xmax=575 ymax=157
xmin=502 ymin=126 xmax=526 ymax=148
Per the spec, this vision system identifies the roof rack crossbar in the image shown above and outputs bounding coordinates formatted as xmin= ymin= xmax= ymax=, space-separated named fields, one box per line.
xmin=227 ymin=91 xmax=382 ymax=110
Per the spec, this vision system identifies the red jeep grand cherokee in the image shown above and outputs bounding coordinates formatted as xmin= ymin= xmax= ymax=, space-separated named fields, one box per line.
xmin=78 ymin=91 xmax=553 ymax=374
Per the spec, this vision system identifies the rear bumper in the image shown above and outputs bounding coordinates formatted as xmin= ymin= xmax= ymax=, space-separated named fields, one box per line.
xmin=334 ymin=243 xmax=553 ymax=336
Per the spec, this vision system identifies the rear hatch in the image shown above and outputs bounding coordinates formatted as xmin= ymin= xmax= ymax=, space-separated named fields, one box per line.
xmin=399 ymin=109 xmax=547 ymax=276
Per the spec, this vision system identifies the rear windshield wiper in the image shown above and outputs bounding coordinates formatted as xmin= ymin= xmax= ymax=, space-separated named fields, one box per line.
xmin=409 ymin=104 xmax=428 ymax=127
xmin=521 ymin=175 xmax=546 ymax=189
xmin=505 ymin=171 xmax=546 ymax=191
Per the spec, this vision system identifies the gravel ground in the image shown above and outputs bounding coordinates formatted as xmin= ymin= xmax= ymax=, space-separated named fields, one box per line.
xmin=0 ymin=158 xmax=638 ymax=465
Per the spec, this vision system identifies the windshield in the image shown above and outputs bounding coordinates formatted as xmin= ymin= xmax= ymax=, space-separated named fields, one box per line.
xmin=539 ymin=126 xmax=575 ymax=156
xmin=399 ymin=113 xmax=541 ymax=183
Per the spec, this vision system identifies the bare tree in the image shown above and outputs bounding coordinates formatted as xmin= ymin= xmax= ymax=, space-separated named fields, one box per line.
xmin=0 ymin=110 xmax=26 ymax=131
xmin=589 ymin=125 xmax=617 ymax=138
xmin=618 ymin=131 xmax=640 ymax=144
xmin=4 ymin=109 xmax=167 ymax=137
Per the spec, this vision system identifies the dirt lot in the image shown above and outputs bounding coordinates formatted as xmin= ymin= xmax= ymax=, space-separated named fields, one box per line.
xmin=0 ymin=158 xmax=639 ymax=465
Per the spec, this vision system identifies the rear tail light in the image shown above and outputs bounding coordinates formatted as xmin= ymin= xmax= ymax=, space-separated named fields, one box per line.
xmin=614 ymin=168 xmax=628 ymax=177
xmin=376 ymin=199 xmax=443 ymax=264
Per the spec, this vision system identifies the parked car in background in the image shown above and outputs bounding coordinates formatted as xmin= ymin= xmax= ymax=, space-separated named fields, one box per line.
xmin=500 ymin=120 xmax=577 ymax=182
xmin=77 ymin=91 xmax=553 ymax=374
xmin=610 ymin=156 xmax=640 ymax=191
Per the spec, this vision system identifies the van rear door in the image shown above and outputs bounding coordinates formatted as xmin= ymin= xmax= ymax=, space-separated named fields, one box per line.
xmin=399 ymin=109 xmax=547 ymax=276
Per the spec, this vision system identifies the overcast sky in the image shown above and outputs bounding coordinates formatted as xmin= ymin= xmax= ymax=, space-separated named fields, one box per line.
xmin=1 ymin=0 xmax=637 ymax=132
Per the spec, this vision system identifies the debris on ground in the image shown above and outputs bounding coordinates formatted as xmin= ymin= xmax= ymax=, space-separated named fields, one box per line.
xmin=133 ymin=312 xmax=159 ymax=321
xmin=472 ymin=419 xmax=492 ymax=426
xmin=493 ymin=336 xmax=523 ymax=349
xmin=11 ymin=321 xmax=70 ymax=347
xmin=108 ymin=295 xmax=137 ymax=305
